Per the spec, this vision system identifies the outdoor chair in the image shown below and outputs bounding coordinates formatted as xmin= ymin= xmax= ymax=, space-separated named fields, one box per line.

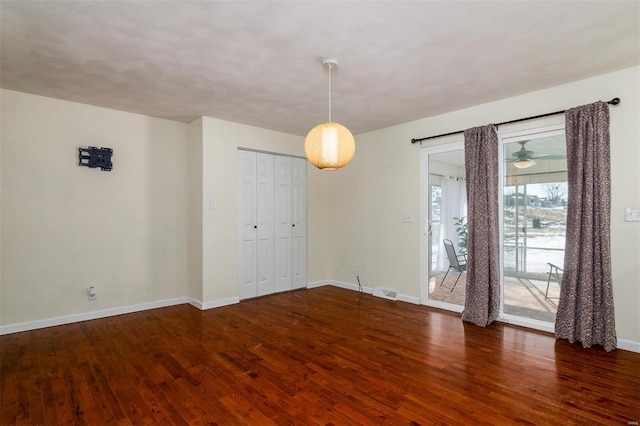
xmin=441 ymin=239 xmax=467 ymax=292
xmin=545 ymin=262 xmax=563 ymax=301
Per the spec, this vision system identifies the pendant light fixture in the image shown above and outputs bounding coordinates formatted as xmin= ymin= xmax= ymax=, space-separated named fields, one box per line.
xmin=304 ymin=59 xmax=355 ymax=170
xmin=513 ymin=159 xmax=536 ymax=169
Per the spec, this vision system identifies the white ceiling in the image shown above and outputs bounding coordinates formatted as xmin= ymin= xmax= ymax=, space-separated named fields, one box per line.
xmin=1 ymin=1 xmax=638 ymax=136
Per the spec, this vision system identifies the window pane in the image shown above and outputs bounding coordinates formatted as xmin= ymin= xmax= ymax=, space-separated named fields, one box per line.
xmin=427 ymin=149 xmax=466 ymax=307
xmin=503 ymin=134 xmax=567 ymax=323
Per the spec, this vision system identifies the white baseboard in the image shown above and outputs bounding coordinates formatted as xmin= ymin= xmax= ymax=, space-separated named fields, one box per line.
xmin=310 ymin=280 xmax=420 ymax=305
xmin=1 ymin=295 xmax=243 ymax=336
xmin=200 ymin=296 xmax=240 ymax=310
xmin=617 ymin=338 xmax=640 ymax=353
xmin=187 ymin=298 xmax=204 ymax=309
xmin=306 ymin=280 xmax=333 ymax=289
xmin=0 ymin=297 xmax=188 ymax=335
xmin=328 ymin=280 xmax=373 ymax=294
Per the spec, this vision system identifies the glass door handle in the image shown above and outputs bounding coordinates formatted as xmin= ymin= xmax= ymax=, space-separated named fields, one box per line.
xmin=425 ymin=219 xmax=432 ymax=236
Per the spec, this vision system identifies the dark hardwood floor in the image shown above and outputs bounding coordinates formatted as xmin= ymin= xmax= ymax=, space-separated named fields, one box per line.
xmin=1 ymin=286 xmax=639 ymax=425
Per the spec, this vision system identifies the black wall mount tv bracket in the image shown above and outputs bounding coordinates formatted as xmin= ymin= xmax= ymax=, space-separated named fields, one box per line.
xmin=79 ymin=146 xmax=113 ymax=171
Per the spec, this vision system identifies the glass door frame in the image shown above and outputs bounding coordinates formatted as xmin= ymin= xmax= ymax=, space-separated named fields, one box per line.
xmin=419 ymin=124 xmax=566 ymax=335
xmin=419 ymin=141 xmax=465 ymax=312
xmin=498 ymin=123 xmax=565 ymax=333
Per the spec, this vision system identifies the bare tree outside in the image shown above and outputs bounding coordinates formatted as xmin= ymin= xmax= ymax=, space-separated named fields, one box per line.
xmin=543 ymin=183 xmax=567 ymax=206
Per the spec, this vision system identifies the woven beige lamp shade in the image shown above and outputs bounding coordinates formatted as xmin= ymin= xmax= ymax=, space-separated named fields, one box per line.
xmin=305 ymin=58 xmax=355 ymax=170
xmin=304 ymin=121 xmax=355 ymax=170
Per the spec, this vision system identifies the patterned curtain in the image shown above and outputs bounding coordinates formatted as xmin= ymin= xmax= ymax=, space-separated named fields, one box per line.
xmin=555 ymin=102 xmax=616 ymax=351
xmin=462 ymin=125 xmax=500 ymax=326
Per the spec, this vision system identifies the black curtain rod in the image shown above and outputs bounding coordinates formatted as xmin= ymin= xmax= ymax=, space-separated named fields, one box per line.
xmin=410 ymin=97 xmax=621 ymax=144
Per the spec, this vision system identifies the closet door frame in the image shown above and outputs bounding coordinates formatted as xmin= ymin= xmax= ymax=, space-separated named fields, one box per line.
xmin=237 ymin=149 xmax=307 ymax=300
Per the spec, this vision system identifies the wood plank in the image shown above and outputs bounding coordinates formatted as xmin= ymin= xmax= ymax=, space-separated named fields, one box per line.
xmin=1 ymin=286 xmax=639 ymax=424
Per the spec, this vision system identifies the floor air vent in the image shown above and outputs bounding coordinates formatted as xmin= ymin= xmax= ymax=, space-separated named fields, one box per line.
xmin=372 ymin=287 xmax=398 ymax=301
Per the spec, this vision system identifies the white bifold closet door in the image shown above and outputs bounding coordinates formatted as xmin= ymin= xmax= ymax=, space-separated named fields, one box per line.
xmin=274 ymin=156 xmax=292 ymax=292
xmin=238 ymin=150 xmax=306 ymax=300
xmin=290 ymin=156 xmax=307 ymax=290
xmin=238 ymin=151 xmax=275 ymax=299
xmin=274 ymin=156 xmax=307 ymax=292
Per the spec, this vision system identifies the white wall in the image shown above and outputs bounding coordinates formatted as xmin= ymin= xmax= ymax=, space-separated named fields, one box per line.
xmin=329 ymin=66 xmax=640 ymax=345
xmin=327 ymin=127 xmax=420 ymax=295
xmin=186 ymin=118 xmax=203 ymax=303
xmin=0 ymin=89 xmax=188 ymax=325
xmin=307 ymin=168 xmax=332 ymax=283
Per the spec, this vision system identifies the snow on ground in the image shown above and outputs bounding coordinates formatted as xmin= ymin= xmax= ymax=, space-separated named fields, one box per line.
xmin=505 ymin=234 xmax=565 ymax=274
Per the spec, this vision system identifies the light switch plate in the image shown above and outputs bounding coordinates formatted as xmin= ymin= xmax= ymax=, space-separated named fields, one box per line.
xmin=209 ymin=199 xmax=217 ymax=209
xmin=624 ymin=207 xmax=640 ymax=222
xmin=403 ymin=212 xmax=413 ymax=223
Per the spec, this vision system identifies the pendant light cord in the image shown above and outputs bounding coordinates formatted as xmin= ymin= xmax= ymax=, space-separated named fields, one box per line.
xmin=328 ymin=63 xmax=332 ymax=122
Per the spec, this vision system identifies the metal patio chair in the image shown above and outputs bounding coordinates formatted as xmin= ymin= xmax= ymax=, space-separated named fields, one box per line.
xmin=441 ymin=239 xmax=467 ymax=292
xmin=545 ymin=262 xmax=563 ymax=301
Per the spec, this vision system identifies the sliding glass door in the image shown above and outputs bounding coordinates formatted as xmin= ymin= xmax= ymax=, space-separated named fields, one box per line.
xmin=501 ymin=125 xmax=567 ymax=325
xmin=421 ymin=143 xmax=466 ymax=309
xmin=420 ymin=125 xmax=567 ymax=329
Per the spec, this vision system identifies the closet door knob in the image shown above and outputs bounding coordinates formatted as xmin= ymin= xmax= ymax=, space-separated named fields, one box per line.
xmin=254 ymin=225 xmax=257 ymax=229
xmin=292 ymin=224 xmax=295 ymax=227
